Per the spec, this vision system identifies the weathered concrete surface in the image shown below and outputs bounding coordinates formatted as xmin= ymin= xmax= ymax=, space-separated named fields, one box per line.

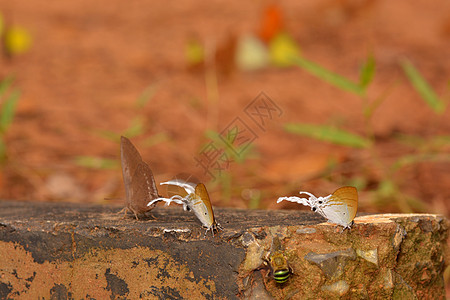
xmin=239 ymin=214 xmax=448 ymax=300
xmin=0 ymin=200 xmax=447 ymax=299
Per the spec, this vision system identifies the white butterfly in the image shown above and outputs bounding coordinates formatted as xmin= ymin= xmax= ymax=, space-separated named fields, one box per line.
xmin=277 ymin=186 xmax=358 ymax=230
xmin=147 ymin=179 xmax=223 ymax=237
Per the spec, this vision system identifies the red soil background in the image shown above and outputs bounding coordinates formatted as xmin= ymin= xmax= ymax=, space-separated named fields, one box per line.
xmin=1 ymin=0 xmax=450 ymax=294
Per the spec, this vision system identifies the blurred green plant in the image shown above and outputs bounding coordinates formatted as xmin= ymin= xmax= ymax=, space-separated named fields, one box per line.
xmin=74 ymin=156 xmax=119 ymax=170
xmin=136 ymin=83 xmax=158 ymax=109
xmin=75 ymin=84 xmax=168 ymax=170
xmin=400 ymin=58 xmax=446 ymax=114
xmin=94 ymin=116 xmax=146 ymax=143
xmin=286 ymin=53 xmax=449 ymax=212
xmin=284 ymin=123 xmax=372 ymax=148
xmin=204 ymin=129 xmax=260 ymax=165
xmin=0 ymin=76 xmax=21 ymax=164
xmin=203 ymin=129 xmax=260 ymax=205
xmin=292 ymin=56 xmax=366 ymax=96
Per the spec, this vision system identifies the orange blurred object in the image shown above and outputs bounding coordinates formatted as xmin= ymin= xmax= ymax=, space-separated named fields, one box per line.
xmin=258 ymin=4 xmax=284 ymax=43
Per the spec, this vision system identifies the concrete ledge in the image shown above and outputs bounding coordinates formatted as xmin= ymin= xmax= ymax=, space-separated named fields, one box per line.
xmin=0 ymin=200 xmax=447 ymax=299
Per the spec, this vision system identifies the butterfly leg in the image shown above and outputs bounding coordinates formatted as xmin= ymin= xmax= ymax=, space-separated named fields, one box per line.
xmin=117 ymin=207 xmax=128 ymax=218
xmin=337 ymin=221 xmax=353 ymax=233
xmin=212 ymin=223 xmax=224 ymax=237
xmin=126 ymin=207 xmax=140 ymax=220
xmin=203 ymin=223 xmax=223 ymax=238
xmin=337 ymin=226 xmax=347 ymax=234
xmin=203 ymin=227 xmax=213 ymax=238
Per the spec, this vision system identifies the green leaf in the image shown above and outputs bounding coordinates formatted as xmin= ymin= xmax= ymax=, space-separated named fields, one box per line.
xmin=224 ymin=125 xmax=239 ymax=145
xmin=136 ymin=84 xmax=158 ymax=109
xmin=95 ymin=117 xmax=145 ymax=142
xmin=247 ymin=189 xmax=262 ymax=209
xmin=377 ymin=179 xmax=398 ymax=198
xmin=431 ymin=135 xmax=450 ymax=148
xmin=122 ymin=117 xmax=144 ymax=138
xmin=0 ymin=89 xmax=20 ymax=133
xmin=363 ymin=81 xmax=395 ymax=119
xmin=359 ymin=53 xmax=375 ymax=89
xmin=93 ymin=129 xmax=120 ymax=142
xmin=400 ymin=58 xmax=446 ymax=114
xmin=233 ymin=143 xmax=258 ymax=164
xmin=0 ymin=137 xmax=6 ymax=163
xmin=390 ymin=153 xmax=450 ymax=173
xmin=74 ymin=156 xmax=119 ymax=170
xmin=203 ymin=129 xmax=257 ymax=163
xmin=0 ymin=76 xmax=14 ymax=95
xmin=292 ymin=56 xmax=364 ymax=96
xmin=142 ymin=132 xmax=169 ymax=147
xmin=284 ymin=123 xmax=371 ymax=148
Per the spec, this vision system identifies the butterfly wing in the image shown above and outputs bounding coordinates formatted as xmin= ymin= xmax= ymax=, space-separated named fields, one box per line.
xmin=331 ymin=186 xmax=358 ymax=221
xmin=161 ymin=179 xmax=196 ymax=197
xmin=121 ymin=136 xmax=142 ymax=204
xmin=120 ymin=136 xmax=159 ymax=216
xmin=319 ymin=201 xmax=351 ymax=227
xmin=319 ymin=186 xmax=358 ymax=227
xmin=192 ymin=183 xmax=216 ymax=228
xmin=129 ymin=162 xmax=160 ymax=212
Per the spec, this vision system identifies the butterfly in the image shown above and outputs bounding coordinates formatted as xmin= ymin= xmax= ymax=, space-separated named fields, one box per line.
xmin=147 ymin=178 xmax=223 ymax=237
xmin=277 ymin=186 xmax=358 ymax=230
xmin=120 ymin=136 xmax=161 ymax=219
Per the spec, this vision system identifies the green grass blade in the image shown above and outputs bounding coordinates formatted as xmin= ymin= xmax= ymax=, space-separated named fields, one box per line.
xmin=122 ymin=117 xmax=144 ymax=138
xmin=136 ymin=84 xmax=158 ymax=109
xmin=204 ymin=129 xmax=257 ymax=163
xmin=0 ymin=76 xmax=14 ymax=96
xmin=400 ymin=59 xmax=446 ymax=114
xmin=359 ymin=53 xmax=375 ymax=89
xmin=284 ymin=123 xmax=371 ymax=148
xmin=390 ymin=153 xmax=450 ymax=173
xmin=74 ymin=156 xmax=119 ymax=170
xmin=0 ymin=137 xmax=6 ymax=163
xmin=93 ymin=129 xmax=120 ymax=142
xmin=292 ymin=56 xmax=364 ymax=96
xmin=142 ymin=132 xmax=169 ymax=147
xmin=223 ymin=125 xmax=239 ymax=145
xmin=0 ymin=89 xmax=20 ymax=133
xmin=93 ymin=117 xmax=144 ymax=143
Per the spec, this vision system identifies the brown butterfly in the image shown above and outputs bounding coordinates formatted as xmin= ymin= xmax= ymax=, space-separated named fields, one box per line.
xmin=120 ymin=136 xmax=160 ymax=219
